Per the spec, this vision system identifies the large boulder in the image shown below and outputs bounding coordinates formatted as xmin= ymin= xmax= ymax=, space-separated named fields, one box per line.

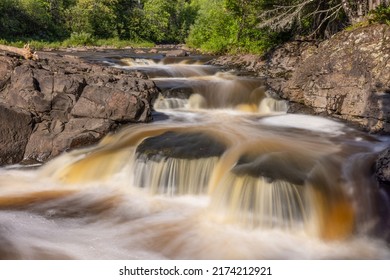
xmin=0 ymin=51 xmax=160 ymax=165
xmin=165 ymin=49 xmax=188 ymax=57
xmin=23 ymin=118 xmax=115 ymax=161
xmin=282 ymin=24 xmax=390 ymax=134
xmin=71 ymin=85 xmax=146 ymax=122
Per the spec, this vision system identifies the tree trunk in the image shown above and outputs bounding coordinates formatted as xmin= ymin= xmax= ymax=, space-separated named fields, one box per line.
xmin=0 ymin=44 xmax=39 ymax=60
xmin=341 ymin=0 xmax=355 ymax=22
xmin=342 ymin=0 xmax=372 ymax=24
xmin=371 ymin=0 xmax=383 ymax=9
xmin=49 ymin=0 xmax=60 ymax=24
xmin=368 ymin=0 xmax=383 ymax=10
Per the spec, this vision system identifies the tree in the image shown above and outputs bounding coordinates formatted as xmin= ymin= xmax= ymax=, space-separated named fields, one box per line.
xmin=0 ymin=0 xmax=56 ymax=39
xmin=0 ymin=43 xmax=39 ymax=60
xmin=258 ymin=0 xmax=344 ymax=38
xmin=186 ymin=0 xmax=238 ymax=52
xmin=258 ymin=0 xmax=390 ymax=38
xmin=342 ymin=0 xmax=390 ymax=23
xmin=111 ymin=0 xmax=141 ymax=39
xmin=142 ymin=0 xmax=197 ymax=43
xmin=186 ymin=0 xmax=284 ymax=53
xmin=225 ymin=0 xmax=263 ymax=42
xmin=64 ymin=0 xmax=119 ymax=38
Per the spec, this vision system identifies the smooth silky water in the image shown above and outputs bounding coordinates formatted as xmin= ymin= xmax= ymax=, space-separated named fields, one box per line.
xmin=0 ymin=52 xmax=389 ymax=259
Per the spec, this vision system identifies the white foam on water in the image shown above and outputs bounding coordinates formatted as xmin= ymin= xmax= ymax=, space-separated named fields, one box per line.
xmin=0 ymin=175 xmax=389 ymax=260
xmin=260 ymin=114 xmax=346 ymax=136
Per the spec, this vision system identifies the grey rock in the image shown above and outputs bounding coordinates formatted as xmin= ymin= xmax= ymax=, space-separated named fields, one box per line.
xmin=166 ymin=49 xmax=188 ymax=57
xmin=0 ymin=104 xmax=33 ymax=165
xmin=71 ymin=85 xmax=147 ymax=122
xmin=282 ymin=24 xmax=390 ymax=134
xmin=376 ymin=148 xmax=390 ymax=187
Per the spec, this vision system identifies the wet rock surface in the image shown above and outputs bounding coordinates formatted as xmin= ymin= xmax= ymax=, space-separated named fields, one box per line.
xmin=136 ymin=131 xmax=226 ymax=161
xmin=0 ymin=50 xmax=160 ymax=164
xmin=233 ymin=152 xmax=313 ymax=185
xmin=376 ymin=148 xmax=390 ymax=188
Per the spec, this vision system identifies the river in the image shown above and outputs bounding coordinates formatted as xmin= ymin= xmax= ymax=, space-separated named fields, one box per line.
xmin=0 ymin=50 xmax=389 ymax=259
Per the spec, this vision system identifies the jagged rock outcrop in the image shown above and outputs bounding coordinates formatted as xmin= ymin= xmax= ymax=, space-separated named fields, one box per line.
xmin=0 ymin=51 xmax=159 ymax=164
xmin=213 ymin=24 xmax=390 ymax=134
xmin=282 ymin=24 xmax=390 ymax=134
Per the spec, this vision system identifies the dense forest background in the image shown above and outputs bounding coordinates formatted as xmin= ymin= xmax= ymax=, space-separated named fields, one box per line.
xmin=0 ymin=0 xmax=389 ymax=54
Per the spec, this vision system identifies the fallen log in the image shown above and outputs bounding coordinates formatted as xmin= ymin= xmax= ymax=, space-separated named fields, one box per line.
xmin=0 ymin=44 xmax=39 ymax=60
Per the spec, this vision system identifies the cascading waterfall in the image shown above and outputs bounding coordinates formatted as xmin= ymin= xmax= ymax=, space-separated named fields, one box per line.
xmin=0 ymin=51 xmax=389 ymax=260
xmin=133 ymin=131 xmax=226 ymax=195
xmin=133 ymin=157 xmax=220 ymax=195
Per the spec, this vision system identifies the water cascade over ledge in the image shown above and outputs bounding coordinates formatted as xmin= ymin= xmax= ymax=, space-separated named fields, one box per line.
xmin=0 ymin=51 xmax=389 ymax=259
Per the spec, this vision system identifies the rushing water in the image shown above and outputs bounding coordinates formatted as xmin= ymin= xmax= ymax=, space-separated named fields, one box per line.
xmin=0 ymin=51 xmax=389 ymax=259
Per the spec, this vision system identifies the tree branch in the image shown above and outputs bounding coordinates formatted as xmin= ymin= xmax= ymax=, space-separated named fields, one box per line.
xmin=258 ymin=0 xmax=318 ymax=30
xmin=307 ymin=4 xmax=344 ymax=37
xmin=0 ymin=44 xmax=39 ymax=60
xmin=257 ymin=0 xmax=345 ymax=38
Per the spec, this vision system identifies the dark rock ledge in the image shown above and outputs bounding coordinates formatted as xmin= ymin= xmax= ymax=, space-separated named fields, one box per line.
xmin=0 ymin=51 xmax=159 ymax=165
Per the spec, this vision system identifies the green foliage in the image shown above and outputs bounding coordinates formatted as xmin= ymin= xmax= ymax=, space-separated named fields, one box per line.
xmin=186 ymin=0 xmax=234 ymax=53
xmin=142 ymin=0 xmax=198 ymax=43
xmin=27 ymin=40 xmax=63 ymax=50
xmin=369 ymin=5 xmax=390 ymax=25
xmin=0 ymin=37 xmax=153 ymax=51
xmin=113 ymin=0 xmax=142 ymax=39
xmin=0 ymin=0 xmax=55 ymax=39
xmin=0 ymin=38 xmax=22 ymax=48
xmin=95 ymin=38 xmax=154 ymax=48
xmin=187 ymin=0 xmax=283 ymax=54
xmin=64 ymin=0 xmax=118 ymax=38
xmin=2 ymin=0 xmax=366 ymax=55
xmin=63 ymin=32 xmax=96 ymax=46
xmin=0 ymin=0 xmax=285 ymax=54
